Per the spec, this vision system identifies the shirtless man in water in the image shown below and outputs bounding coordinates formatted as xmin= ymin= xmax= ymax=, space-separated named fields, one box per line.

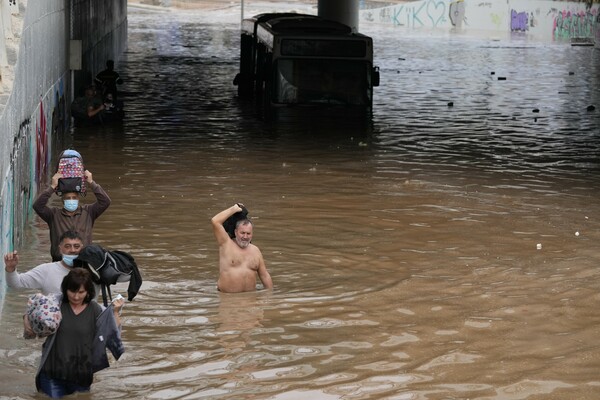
xmin=211 ymin=203 xmax=273 ymax=293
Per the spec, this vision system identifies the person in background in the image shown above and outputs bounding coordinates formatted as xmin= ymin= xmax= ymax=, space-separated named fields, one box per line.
xmin=33 ymin=170 xmax=111 ymax=262
xmin=102 ymin=91 xmax=125 ymax=121
xmin=94 ymin=59 xmax=123 ymax=100
xmin=35 ymin=267 xmax=124 ymax=398
xmin=211 ymin=203 xmax=273 ymax=293
xmin=70 ymin=85 xmax=106 ymax=123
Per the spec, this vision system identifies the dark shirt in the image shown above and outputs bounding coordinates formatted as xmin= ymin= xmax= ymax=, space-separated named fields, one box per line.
xmin=95 ymin=69 xmax=122 ymax=97
xmin=71 ymin=95 xmax=103 ymax=118
xmin=35 ymin=301 xmax=124 ymax=392
xmin=42 ymin=302 xmax=102 ymax=386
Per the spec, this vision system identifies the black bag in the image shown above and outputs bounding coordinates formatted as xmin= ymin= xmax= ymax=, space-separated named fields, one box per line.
xmin=57 ymin=177 xmax=84 ymax=194
xmin=77 ymin=244 xmax=143 ymax=306
xmin=222 ymin=204 xmax=249 ymax=238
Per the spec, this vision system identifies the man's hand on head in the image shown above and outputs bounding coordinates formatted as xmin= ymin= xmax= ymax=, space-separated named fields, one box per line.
xmin=85 ymin=170 xmax=94 ymax=184
xmin=51 ymin=172 xmax=63 ymax=189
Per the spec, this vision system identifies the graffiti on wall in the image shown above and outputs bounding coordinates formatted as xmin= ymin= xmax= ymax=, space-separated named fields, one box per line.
xmin=2 ymin=81 xmax=64 ymax=255
xmin=0 ymin=175 xmax=15 ymax=301
xmin=489 ymin=13 xmax=503 ymax=30
xmin=371 ymin=0 xmax=449 ymax=28
xmin=10 ymin=118 xmax=33 ymax=250
xmin=361 ymin=0 xmax=599 ymax=42
xmin=511 ymin=9 xmax=529 ymax=31
xmin=553 ymin=9 xmax=598 ymax=39
xmin=511 ymin=6 xmax=598 ymax=37
xmin=449 ymin=0 xmax=466 ymax=27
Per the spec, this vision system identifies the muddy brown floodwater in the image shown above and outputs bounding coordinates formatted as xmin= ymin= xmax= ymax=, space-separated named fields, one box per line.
xmin=1 ymin=4 xmax=600 ymax=400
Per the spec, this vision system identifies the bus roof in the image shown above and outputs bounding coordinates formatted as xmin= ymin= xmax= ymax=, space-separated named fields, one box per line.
xmin=265 ymin=16 xmax=352 ymax=35
xmin=241 ymin=13 xmax=316 ymax=35
xmin=242 ymin=13 xmax=353 ymax=37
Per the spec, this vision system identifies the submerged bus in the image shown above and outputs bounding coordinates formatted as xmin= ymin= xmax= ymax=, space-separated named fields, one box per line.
xmin=234 ymin=13 xmax=380 ymax=120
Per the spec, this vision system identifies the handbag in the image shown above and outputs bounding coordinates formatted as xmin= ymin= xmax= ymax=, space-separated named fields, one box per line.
xmin=25 ymin=293 xmax=62 ymax=338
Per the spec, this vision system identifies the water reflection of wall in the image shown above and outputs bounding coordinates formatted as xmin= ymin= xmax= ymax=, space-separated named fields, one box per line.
xmin=361 ymin=0 xmax=600 ymax=41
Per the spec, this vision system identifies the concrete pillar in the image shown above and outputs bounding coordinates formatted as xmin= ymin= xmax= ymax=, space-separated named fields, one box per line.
xmin=318 ymin=0 xmax=359 ymax=32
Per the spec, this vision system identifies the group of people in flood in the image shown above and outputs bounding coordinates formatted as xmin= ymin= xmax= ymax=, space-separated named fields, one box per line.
xmin=3 ymin=163 xmax=122 ymax=398
xmin=3 ymin=151 xmax=273 ymax=397
xmin=71 ymin=60 xmax=124 ymax=126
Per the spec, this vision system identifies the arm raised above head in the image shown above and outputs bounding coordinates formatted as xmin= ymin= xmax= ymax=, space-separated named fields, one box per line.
xmin=211 ymin=204 xmax=244 ymax=245
xmin=87 ymin=173 xmax=111 ymax=218
xmin=33 ymin=173 xmax=62 ymax=220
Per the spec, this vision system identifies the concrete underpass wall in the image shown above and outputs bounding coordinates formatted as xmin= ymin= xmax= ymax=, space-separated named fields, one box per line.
xmin=360 ymin=0 xmax=599 ymax=42
xmin=72 ymin=0 xmax=128 ymax=95
xmin=0 ymin=0 xmax=127 ymax=307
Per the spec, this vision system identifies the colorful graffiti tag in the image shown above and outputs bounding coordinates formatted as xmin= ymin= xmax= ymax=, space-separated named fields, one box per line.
xmin=554 ymin=9 xmax=597 ymax=40
xmin=375 ymin=0 xmax=449 ymax=28
xmin=361 ymin=0 xmax=599 ymax=42
xmin=511 ymin=9 xmax=529 ymax=31
xmin=1 ymin=83 xmax=64 ymax=259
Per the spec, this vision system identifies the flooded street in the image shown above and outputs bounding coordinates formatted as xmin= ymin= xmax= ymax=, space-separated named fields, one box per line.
xmin=2 ymin=4 xmax=600 ymax=399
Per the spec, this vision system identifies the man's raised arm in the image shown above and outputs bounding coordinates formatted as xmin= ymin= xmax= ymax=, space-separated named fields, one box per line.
xmin=211 ymin=203 xmax=243 ymax=245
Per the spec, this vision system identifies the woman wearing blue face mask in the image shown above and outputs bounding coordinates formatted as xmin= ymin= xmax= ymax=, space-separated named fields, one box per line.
xmin=33 ymin=169 xmax=111 ymax=261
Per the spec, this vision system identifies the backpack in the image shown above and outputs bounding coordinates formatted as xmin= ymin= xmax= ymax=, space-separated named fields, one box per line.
xmin=223 ymin=204 xmax=249 ymax=238
xmin=77 ymin=244 xmax=143 ymax=306
xmin=56 ymin=149 xmax=86 ymax=196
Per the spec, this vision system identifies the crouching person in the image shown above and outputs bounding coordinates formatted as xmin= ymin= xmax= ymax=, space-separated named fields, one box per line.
xmin=35 ymin=268 xmax=124 ymax=398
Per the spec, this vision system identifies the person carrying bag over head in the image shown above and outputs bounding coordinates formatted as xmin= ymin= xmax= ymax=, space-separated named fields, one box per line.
xmin=33 ymin=149 xmax=111 ymax=262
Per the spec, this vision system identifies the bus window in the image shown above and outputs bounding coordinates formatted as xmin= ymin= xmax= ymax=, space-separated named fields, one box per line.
xmin=273 ymin=59 xmax=370 ymax=106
